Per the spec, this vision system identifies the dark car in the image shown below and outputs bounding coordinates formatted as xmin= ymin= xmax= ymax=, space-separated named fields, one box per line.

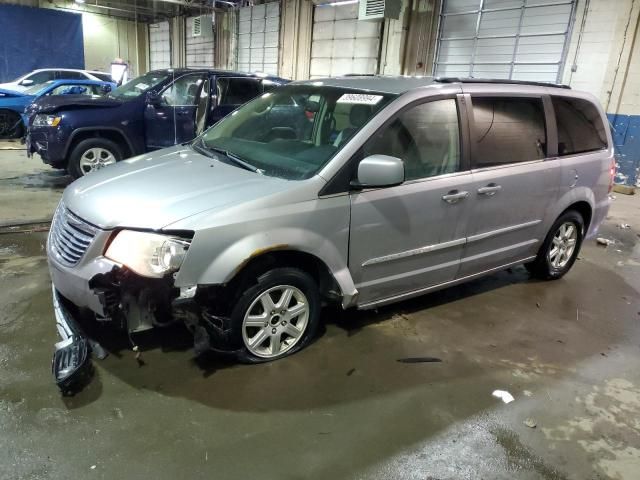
xmin=26 ymin=69 xmax=287 ymax=178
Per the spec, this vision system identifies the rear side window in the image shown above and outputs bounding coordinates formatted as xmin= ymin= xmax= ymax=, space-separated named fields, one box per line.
xmin=56 ymin=71 xmax=85 ymax=80
xmin=471 ymin=97 xmax=547 ymax=168
xmin=217 ymin=77 xmax=261 ymax=106
xmin=91 ymin=73 xmax=114 ymax=82
xmin=552 ymin=96 xmax=607 ymax=155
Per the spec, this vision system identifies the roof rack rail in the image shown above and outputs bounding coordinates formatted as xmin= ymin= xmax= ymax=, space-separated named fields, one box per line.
xmin=434 ymin=77 xmax=571 ymax=89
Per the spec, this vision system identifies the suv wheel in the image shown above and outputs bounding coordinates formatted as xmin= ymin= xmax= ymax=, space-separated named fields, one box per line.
xmin=230 ymin=268 xmax=321 ymax=363
xmin=526 ymin=210 xmax=584 ymax=280
xmin=68 ymin=138 xmax=123 ymax=178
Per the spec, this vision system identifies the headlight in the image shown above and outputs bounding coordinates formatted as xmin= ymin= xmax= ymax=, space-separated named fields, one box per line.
xmin=105 ymin=230 xmax=191 ymax=278
xmin=33 ymin=114 xmax=62 ymax=127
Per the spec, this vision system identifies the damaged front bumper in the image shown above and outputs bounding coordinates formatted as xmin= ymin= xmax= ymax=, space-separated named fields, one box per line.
xmin=52 ymin=285 xmax=93 ymax=392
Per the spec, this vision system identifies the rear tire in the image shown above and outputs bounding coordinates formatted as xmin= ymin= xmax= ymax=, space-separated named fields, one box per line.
xmin=229 ymin=268 xmax=321 ymax=364
xmin=526 ymin=210 xmax=584 ymax=280
xmin=68 ymin=138 xmax=123 ymax=179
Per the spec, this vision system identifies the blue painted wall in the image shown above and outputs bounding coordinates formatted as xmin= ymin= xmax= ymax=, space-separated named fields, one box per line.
xmin=608 ymin=113 xmax=640 ymax=187
xmin=0 ymin=5 xmax=84 ymax=83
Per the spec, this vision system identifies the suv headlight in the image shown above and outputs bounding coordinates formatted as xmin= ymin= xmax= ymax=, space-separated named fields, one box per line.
xmin=105 ymin=230 xmax=191 ymax=278
xmin=32 ymin=114 xmax=62 ymax=127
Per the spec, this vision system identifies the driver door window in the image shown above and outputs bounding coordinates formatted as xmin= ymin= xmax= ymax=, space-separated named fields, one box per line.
xmin=363 ymin=99 xmax=461 ymax=180
xmin=162 ymin=74 xmax=205 ymax=106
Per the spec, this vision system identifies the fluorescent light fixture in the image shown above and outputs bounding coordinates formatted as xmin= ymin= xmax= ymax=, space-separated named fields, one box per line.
xmin=318 ymin=0 xmax=359 ymax=6
xmin=74 ymin=0 xmax=86 ymax=3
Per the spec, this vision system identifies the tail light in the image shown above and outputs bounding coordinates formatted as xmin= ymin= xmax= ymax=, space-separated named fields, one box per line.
xmin=608 ymin=158 xmax=616 ymax=193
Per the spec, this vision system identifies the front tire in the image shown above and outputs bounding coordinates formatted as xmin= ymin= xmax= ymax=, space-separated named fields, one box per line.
xmin=68 ymin=138 xmax=122 ymax=179
xmin=526 ymin=210 xmax=584 ymax=280
xmin=230 ymin=268 xmax=321 ymax=363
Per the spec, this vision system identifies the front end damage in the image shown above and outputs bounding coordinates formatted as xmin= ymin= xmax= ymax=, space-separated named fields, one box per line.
xmin=53 ymin=263 xmax=238 ymax=393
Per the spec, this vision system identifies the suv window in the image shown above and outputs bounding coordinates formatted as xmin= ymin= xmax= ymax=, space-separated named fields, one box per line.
xmin=217 ymin=78 xmax=261 ymax=106
xmin=363 ymin=99 xmax=461 ymax=180
xmin=552 ymin=96 xmax=607 ymax=155
xmin=162 ymin=74 xmax=205 ymax=106
xmin=471 ymin=97 xmax=546 ymax=168
xmin=24 ymin=71 xmax=55 ymax=85
xmin=90 ymin=73 xmax=114 ymax=83
xmin=56 ymin=71 xmax=85 ymax=80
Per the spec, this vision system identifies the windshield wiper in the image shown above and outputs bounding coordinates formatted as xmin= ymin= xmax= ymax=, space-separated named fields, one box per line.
xmin=193 ymin=138 xmax=263 ymax=174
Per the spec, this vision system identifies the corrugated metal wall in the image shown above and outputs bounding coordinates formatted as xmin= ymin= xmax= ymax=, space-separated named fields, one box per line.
xmin=310 ymin=3 xmax=381 ymax=78
xmin=434 ymin=0 xmax=576 ymax=82
xmin=186 ymin=15 xmax=215 ymax=68
xmin=149 ymin=21 xmax=171 ymax=70
xmin=237 ymin=2 xmax=280 ymax=74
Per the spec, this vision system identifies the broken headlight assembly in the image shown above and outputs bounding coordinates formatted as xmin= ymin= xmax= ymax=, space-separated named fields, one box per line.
xmin=105 ymin=230 xmax=191 ymax=278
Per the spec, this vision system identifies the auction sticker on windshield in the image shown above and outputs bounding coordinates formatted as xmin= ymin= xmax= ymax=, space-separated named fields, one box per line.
xmin=337 ymin=94 xmax=384 ymax=105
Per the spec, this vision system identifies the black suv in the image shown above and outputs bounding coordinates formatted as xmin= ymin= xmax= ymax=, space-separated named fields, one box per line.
xmin=26 ymin=69 xmax=287 ymax=178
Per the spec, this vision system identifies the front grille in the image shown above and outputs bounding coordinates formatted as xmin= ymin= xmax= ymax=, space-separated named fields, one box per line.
xmin=49 ymin=204 xmax=98 ymax=267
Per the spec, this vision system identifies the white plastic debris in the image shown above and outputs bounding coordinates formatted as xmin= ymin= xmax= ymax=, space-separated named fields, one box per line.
xmin=523 ymin=390 xmax=533 ymax=397
xmin=596 ymin=237 xmax=613 ymax=246
xmin=90 ymin=465 xmax=96 ymax=470
xmin=492 ymin=390 xmax=515 ymax=404
xmin=618 ymin=223 xmax=631 ymax=229
xmin=524 ymin=418 xmax=537 ymax=428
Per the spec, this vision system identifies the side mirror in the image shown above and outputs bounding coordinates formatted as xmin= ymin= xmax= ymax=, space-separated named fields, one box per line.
xmin=20 ymin=79 xmax=34 ymax=87
xmin=351 ymin=154 xmax=404 ymax=189
xmin=99 ymin=84 xmax=112 ymax=95
xmin=146 ymin=91 xmax=162 ymax=106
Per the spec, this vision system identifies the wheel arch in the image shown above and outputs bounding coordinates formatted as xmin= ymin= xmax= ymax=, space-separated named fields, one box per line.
xmin=65 ymin=127 xmax=134 ymax=158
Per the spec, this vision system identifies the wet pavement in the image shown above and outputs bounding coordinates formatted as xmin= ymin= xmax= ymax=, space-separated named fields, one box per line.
xmin=1 ymin=149 xmax=640 ymax=479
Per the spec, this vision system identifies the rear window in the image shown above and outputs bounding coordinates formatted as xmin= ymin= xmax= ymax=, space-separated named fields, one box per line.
xmin=471 ymin=96 xmax=547 ymax=168
xmin=552 ymin=96 xmax=608 ymax=156
xmin=91 ymin=73 xmax=114 ymax=82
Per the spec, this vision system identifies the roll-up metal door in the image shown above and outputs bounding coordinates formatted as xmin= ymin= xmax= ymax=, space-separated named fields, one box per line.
xmin=186 ymin=15 xmax=215 ymax=68
xmin=310 ymin=3 xmax=381 ymax=78
xmin=237 ymin=2 xmax=280 ymax=75
xmin=149 ymin=21 xmax=171 ymax=70
xmin=434 ymin=0 xmax=576 ymax=82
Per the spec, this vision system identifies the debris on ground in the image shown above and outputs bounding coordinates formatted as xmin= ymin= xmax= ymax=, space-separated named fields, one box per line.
xmin=596 ymin=237 xmax=614 ymax=246
xmin=346 ymin=368 xmax=356 ymax=376
xmin=492 ymin=390 xmax=515 ymax=404
xmin=524 ymin=418 xmax=537 ymax=428
xmin=536 ymin=302 xmax=541 ymax=308
xmin=617 ymin=223 xmax=631 ymax=229
xmin=523 ymin=390 xmax=533 ymax=397
xmin=397 ymin=357 xmax=442 ymax=363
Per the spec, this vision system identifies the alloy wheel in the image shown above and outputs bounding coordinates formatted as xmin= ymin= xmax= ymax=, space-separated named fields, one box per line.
xmin=78 ymin=147 xmax=117 ymax=175
xmin=548 ymin=221 xmax=578 ymax=269
xmin=242 ymin=285 xmax=309 ymax=358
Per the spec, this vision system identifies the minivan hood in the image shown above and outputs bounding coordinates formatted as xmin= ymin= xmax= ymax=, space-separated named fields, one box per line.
xmin=62 ymin=146 xmax=290 ymax=230
xmin=28 ymin=94 xmax=123 ymax=115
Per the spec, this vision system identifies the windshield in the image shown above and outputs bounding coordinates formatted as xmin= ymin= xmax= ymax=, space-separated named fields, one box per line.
xmin=108 ymin=71 xmax=170 ymax=100
xmin=200 ymin=86 xmax=395 ymax=180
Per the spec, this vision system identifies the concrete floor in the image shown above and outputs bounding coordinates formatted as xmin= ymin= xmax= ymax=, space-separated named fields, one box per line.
xmin=1 ymin=147 xmax=640 ymax=480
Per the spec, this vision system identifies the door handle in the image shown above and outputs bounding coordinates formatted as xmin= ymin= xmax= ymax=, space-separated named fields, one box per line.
xmin=477 ymin=184 xmax=502 ymax=196
xmin=442 ymin=190 xmax=469 ymax=204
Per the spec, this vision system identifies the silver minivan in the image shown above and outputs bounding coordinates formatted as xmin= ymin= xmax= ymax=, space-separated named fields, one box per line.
xmin=48 ymin=77 xmax=614 ymax=389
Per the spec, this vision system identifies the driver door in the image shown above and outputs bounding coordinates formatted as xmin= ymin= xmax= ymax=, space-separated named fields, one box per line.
xmin=348 ymin=97 xmax=475 ymax=306
xmin=144 ymin=73 xmax=209 ymax=149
